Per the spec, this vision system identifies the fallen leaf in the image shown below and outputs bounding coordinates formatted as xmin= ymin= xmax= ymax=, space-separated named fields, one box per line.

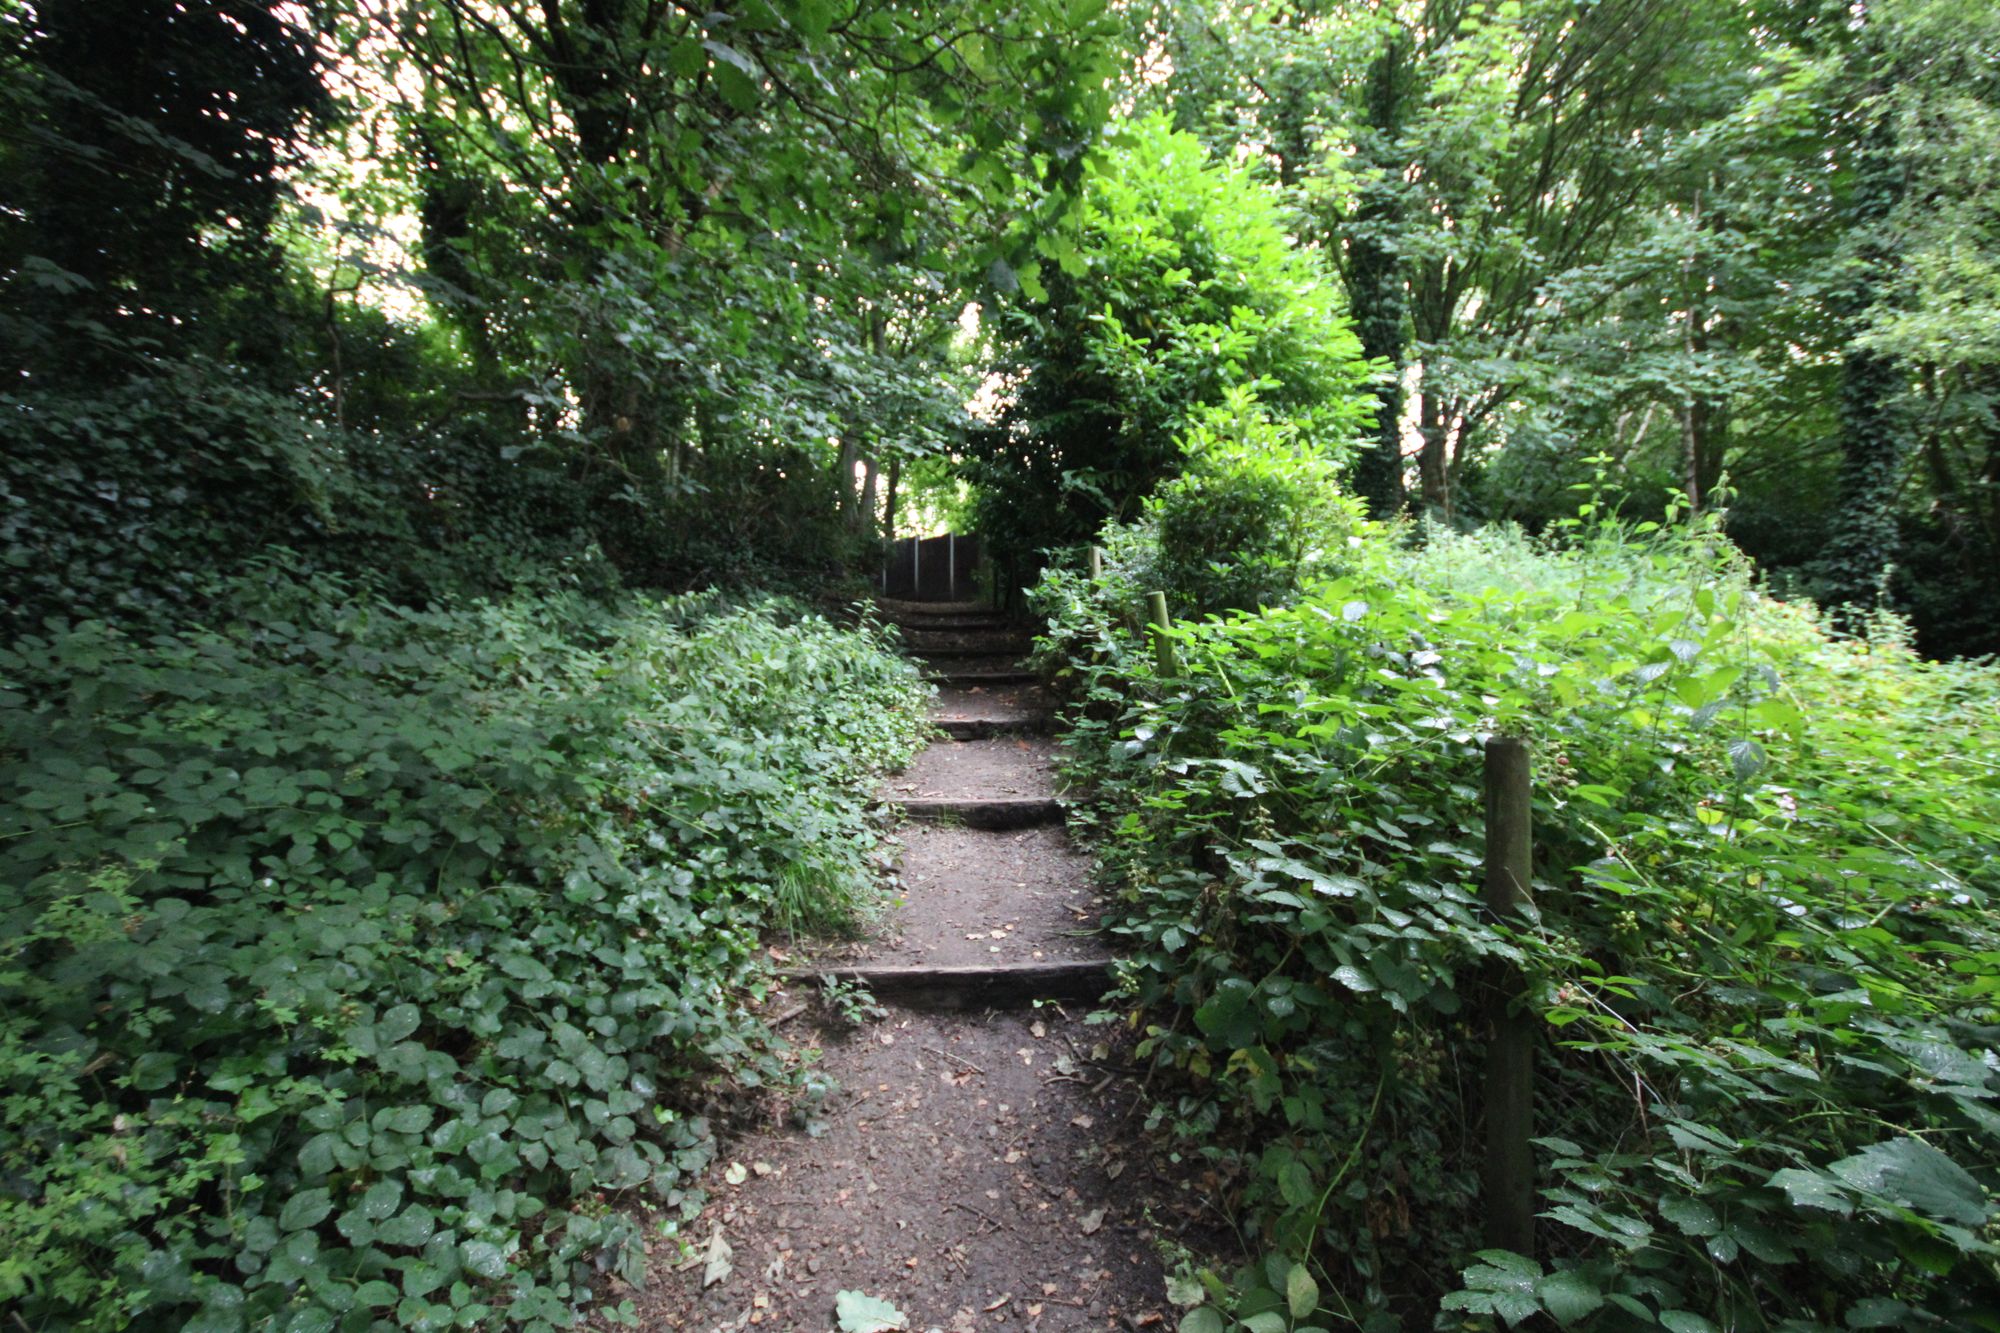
xmin=1105 ymin=1161 xmax=1126 ymax=1181
xmin=702 ymin=1229 xmax=733 ymax=1289
xmin=1078 ymin=1209 xmax=1105 ymax=1236
xmin=1071 ymin=1115 xmax=1094 ymax=1130
xmin=724 ymin=1162 xmax=749 ymax=1186
xmin=984 ymin=1295 xmax=1012 ymax=1312
xmin=1030 ymin=1021 xmax=1047 ymax=1038
xmin=752 ymin=1161 xmax=774 ymax=1177
xmin=834 ymin=1290 xmax=908 ymax=1333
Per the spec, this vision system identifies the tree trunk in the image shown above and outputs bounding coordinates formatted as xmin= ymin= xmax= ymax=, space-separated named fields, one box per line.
xmin=1344 ymin=34 xmax=1413 ymax=519
xmin=1418 ymin=390 xmax=1451 ymax=520
xmin=1823 ymin=101 xmax=1905 ymax=631
xmin=884 ymin=456 xmax=901 ymax=543
xmin=857 ymin=455 xmax=879 ymax=536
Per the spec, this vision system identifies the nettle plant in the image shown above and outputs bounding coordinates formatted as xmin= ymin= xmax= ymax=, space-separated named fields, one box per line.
xmin=1035 ymin=510 xmax=2000 ymax=1332
xmin=0 ymin=576 xmax=928 ymax=1331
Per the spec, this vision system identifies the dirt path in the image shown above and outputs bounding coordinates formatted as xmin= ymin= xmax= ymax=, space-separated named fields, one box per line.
xmin=629 ymin=601 xmax=1175 ymax=1333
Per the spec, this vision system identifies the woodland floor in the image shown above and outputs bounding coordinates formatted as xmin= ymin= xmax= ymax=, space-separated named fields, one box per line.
xmin=623 ymin=600 xmax=1196 ymax=1333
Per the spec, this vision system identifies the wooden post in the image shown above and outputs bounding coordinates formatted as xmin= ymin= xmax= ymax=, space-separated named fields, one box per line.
xmin=1146 ymin=591 xmax=1178 ymax=677
xmin=1482 ymin=736 xmax=1535 ymax=1256
xmin=1088 ymin=546 xmax=1104 ymax=581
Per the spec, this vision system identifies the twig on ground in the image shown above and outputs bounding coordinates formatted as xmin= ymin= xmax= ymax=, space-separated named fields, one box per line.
xmin=923 ymin=1045 xmax=987 ymax=1074
xmin=950 ymin=1199 xmax=1013 ymax=1232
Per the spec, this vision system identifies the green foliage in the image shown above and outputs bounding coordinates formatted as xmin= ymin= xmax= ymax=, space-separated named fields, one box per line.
xmin=969 ymin=115 xmax=1372 ymax=584
xmin=0 ymin=0 xmax=329 ymax=368
xmin=1037 ymin=513 xmax=2000 ymax=1330
xmin=0 ymin=582 xmax=928 ymax=1330
xmin=0 ymin=354 xmax=634 ymax=638
xmin=1150 ymin=391 xmax=1361 ymax=619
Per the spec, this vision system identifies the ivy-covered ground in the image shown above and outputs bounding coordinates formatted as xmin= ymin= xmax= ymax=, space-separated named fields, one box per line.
xmin=0 ymin=580 xmax=929 ymax=1330
xmin=1033 ymin=514 xmax=2000 ymax=1333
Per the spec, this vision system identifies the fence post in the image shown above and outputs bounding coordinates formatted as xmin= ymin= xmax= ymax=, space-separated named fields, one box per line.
xmin=1146 ymin=591 xmax=1179 ymax=678
xmin=1088 ymin=546 xmax=1104 ymax=582
xmin=1482 ymin=736 xmax=1536 ymax=1256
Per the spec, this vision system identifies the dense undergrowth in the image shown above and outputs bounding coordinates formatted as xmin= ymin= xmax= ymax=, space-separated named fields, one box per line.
xmin=0 ymin=577 xmax=928 ymax=1330
xmin=1035 ymin=513 xmax=2000 ymax=1332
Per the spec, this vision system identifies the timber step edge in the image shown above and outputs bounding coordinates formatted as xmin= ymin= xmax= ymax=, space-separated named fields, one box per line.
xmin=891 ymin=796 xmax=1064 ymax=829
xmin=783 ymin=960 xmax=1109 ymax=1006
xmin=924 ymin=668 xmax=1039 ymax=686
xmin=937 ymin=716 xmax=1045 ymax=740
xmin=889 ymin=616 xmax=1017 ymax=632
xmin=900 ymin=632 xmax=1035 ymax=649
xmin=914 ymin=645 xmax=1037 ymax=662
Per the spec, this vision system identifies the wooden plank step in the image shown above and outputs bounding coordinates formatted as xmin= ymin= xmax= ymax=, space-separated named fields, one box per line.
xmin=904 ymin=624 xmax=1032 ymax=640
xmin=892 ymin=796 xmax=1063 ymax=829
xmin=914 ymin=646 xmax=1032 ymax=663
xmin=925 ymin=668 xmax=1037 ymax=686
xmin=876 ymin=598 xmax=993 ymax=616
xmin=890 ymin=615 xmax=1016 ymax=631
xmin=785 ymin=960 xmax=1109 ymax=1005
xmin=937 ymin=716 xmax=1045 ymax=740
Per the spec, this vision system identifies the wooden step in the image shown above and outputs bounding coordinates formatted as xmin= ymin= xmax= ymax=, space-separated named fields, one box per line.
xmin=925 ymin=667 xmax=1037 ymax=687
xmin=785 ymin=960 xmax=1109 ymax=1006
xmin=876 ymin=598 xmax=994 ymax=617
xmin=901 ymin=626 xmax=1030 ymax=641
xmin=892 ymin=796 xmax=1064 ymax=829
xmin=915 ymin=646 xmax=1033 ymax=663
xmin=891 ymin=615 xmax=1016 ymax=632
xmin=937 ymin=716 xmax=1045 ymax=740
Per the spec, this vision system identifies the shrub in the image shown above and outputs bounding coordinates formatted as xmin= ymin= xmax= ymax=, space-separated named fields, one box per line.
xmin=0 ymin=577 xmax=928 ymax=1330
xmin=968 ymin=115 xmax=1373 ymax=583
xmin=1037 ymin=514 xmax=2000 ymax=1332
xmin=1150 ymin=391 xmax=1358 ymax=619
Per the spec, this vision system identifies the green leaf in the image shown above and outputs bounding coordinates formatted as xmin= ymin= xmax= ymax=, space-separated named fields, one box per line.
xmin=1277 ymin=1162 xmax=1315 ymax=1209
xmin=376 ymin=1004 xmax=421 ymax=1045
xmin=377 ymin=1205 xmax=437 ymax=1248
xmin=1286 ymin=1262 xmax=1319 ymax=1319
xmin=373 ymin=1105 xmax=433 ymax=1136
xmin=1826 ymin=1136 xmax=1991 ymax=1227
xmin=279 ymin=1189 xmax=334 ymax=1233
xmin=1330 ymin=965 xmax=1376 ymax=993
xmin=704 ymin=43 xmax=762 ymax=111
xmin=460 ymin=1239 xmax=509 ymax=1281
xmin=1660 ymin=1312 xmax=1718 ymax=1333
xmin=1658 ymin=1195 xmax=1720 ymax=1237
xmin=1768 ymin=1167 xmax=1853 ymax=1217
xmin=1535 ymin=1270 xmax=1603 ymax=1326
xmin=1177 ymin=1310 xmax=1224 ymax=1333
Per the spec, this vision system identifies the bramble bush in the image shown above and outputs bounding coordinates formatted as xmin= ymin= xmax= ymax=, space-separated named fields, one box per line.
xmin=1034 ymin=506 xmax=2000 ymax=1332
xmin=0 ymin=574 xmax=928 ymax=1330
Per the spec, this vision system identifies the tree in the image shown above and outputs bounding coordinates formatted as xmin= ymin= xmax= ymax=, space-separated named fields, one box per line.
xmin=0 ymin=0 xmax=330 ymax=371
xmin=967 ymin=115 xmax=1372 ymax=583
xmin=327 ymin=0 xmax=1120 ymax=580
